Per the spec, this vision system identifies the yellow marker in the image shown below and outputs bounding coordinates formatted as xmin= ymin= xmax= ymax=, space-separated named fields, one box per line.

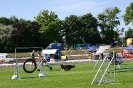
xmin=61 ymin=56 xmax=66 ymax=60
xmin=88 ymin=54 xmax=92 ymax=60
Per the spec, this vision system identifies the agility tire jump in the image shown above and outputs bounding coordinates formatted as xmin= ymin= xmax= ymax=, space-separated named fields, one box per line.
xmin=23 ymin=59 xmax=37 ymax=73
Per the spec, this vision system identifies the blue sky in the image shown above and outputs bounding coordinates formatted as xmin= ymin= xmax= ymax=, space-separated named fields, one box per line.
xmin=0 ymin=0 xmax=133 ymax=31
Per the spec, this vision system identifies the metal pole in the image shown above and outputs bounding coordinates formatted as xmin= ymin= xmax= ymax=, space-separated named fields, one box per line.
xmin=113 ymin=50 xmax=116 ymax=83
xmin=41 ymin=57 xmax=45 ymax=74
xmin=93 ymin=54 xmax=101 ymax=69
xmin=122 ymin=33 xmax=123 ymax=47
xmin=15 ymin=48 xmax=19 ymax=79
xmin=41 ymin=48 xmax=45 ymax=75
xmin=121 ymin=28 xmax=124 ymax=47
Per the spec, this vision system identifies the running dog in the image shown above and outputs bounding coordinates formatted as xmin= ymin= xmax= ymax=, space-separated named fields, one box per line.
xmin=60 ymin=64 xmax=75 ymax=71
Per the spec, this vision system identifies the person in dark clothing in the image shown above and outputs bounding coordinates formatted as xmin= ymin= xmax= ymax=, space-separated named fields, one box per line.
xmin=101 ymin=53 xmax=104 ymax=59
xmin=30 ymin=50 xmax=35 ymax=69
xmin=31 ymin=50 xmax=35 ymax=59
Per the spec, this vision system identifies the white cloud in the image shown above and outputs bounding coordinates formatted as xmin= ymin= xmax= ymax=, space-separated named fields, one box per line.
xmin=49 ymin=0 xmax=96 ymax=12
xmin=50 ymin=0 xmax=118 ymax=12
xmin=45 ymin=0 xmax=121 ymax=18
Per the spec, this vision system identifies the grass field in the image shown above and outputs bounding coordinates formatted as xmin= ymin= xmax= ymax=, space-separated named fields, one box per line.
xmin=0 ymin=61 xmax=133 ymax=88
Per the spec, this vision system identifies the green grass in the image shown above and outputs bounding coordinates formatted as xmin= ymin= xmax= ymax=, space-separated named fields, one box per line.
xmin=1 ymin=61 xmax=133 ymax=88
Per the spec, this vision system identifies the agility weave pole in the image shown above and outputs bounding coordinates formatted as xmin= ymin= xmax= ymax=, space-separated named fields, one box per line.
xmin=91 ymin=49 xmax=116 ymax=85
xmin=11 ymin=47 xmax=47 ymax=80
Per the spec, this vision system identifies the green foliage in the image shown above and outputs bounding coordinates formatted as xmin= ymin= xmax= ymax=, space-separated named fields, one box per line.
xmin=63 ymin=13 xmax=100 ymax=47
xmin=98 ymin=7 xmax=121 ymax=44
xmin=125 ymin=27 xmax=133 ymax=38
xmin=35 ymin=10 xmax=63 ymax=47
xmin=63 ymin=15 xmax=81 ymax=46
xmin=1 ymin=62 xmax=133 ymax=88
xmin=124 ymin=2 xmax=133 ymax=25
xmin=0 ymin=17 xmax=12 ymax=25
xmin=0 ymin=16 xmax=20 ymax=25
xmin=0 ymin=24 xmax=14 ymax=52
xmin=0 ymin=24 xmax=13 ymax=43
xmin=12 ymin=21 xmax=45 ymax=48
xmin=80 ymin=13 xmax=101 ymax=44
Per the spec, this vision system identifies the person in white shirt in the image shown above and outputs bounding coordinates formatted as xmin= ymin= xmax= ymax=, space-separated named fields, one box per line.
xmin=37 ymin=51 xmax=52 ymax=71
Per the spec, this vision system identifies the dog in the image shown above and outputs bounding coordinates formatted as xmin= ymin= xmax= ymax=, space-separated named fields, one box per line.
xmin=60 ymin=64 xmax=75 ymax=71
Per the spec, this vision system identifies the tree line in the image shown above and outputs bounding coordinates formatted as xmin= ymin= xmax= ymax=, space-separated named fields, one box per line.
xmin=0 ymin=2 xmax=133 ymax=52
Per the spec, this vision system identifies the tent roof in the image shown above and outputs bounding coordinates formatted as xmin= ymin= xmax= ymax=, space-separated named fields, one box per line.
xmin=42 ymin=49 xmax=59 ymax=54
xmin=124 ymin=46 xmax=133 ymax=50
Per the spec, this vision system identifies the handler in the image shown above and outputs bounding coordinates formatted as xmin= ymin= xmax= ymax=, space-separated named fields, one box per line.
xmin=37 ymin=51 xmax=52 ymax=71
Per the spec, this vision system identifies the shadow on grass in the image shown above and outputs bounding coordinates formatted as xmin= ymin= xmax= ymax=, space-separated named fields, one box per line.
xmin=21 ymin=76 xmax=49 ymax=79
xmin=54 ymin=70 xmax=61 ymax=71
xmin=21 ymin=76 xmax=39 ymax=79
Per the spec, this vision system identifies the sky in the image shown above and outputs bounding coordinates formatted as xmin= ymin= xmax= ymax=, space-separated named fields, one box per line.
xmin=0 ymin=0 xmax=133 ymax=32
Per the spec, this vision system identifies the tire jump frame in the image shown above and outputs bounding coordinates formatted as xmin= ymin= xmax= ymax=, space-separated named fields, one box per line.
xmin=11 ymin=47 xmax=47 ymax=80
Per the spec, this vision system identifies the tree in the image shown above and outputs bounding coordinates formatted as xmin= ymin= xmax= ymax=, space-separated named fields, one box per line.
xmin=12 ymin=21 xmax=44 ymax=47
xmin=125 ymin=27 xmax=133 ymax=37
xmin=0 ymin=17 xmax=10 ymax=25
xmin=35 ymin=10 xmax=62 ymax=48
xmin=0 ymin=16 xmax=19 ymax=25
xmin=63 ymin=13 xmax=100 ymax=48
xmin=9 ymin=16 xmax=19 ymax=24
xmin=98 ymin=7 xmax=121 ymax=44
xmin=62 ymin=15 xmax=81 ymax=47
xmin=124 ymin=2 xmax=133 ymax=25
xmin=80 ymin=13 xmax=101 ymax=44
xmin=0 ymin=24 xmax=14 ymax=52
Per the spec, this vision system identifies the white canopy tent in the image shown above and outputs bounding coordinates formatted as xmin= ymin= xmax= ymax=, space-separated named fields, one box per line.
xmin=42 ymin=49 xmax=58 ymax=54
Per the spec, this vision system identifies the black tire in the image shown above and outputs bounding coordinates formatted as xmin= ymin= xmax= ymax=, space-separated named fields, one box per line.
xmin=23 ymin=59 xmax=37 ymax=73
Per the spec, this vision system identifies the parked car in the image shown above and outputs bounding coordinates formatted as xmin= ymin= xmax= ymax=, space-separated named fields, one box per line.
xmin=0 ymin=53 xmax=15 ymax=64
xmin=42 ymin=49 xmax=68 ymax=62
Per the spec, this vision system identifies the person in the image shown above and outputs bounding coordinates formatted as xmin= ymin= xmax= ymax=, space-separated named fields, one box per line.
xmin=55 ymin=52 xmax=59 ymax=61
xmin=37 ymin=51 xmax=52 ymax=71
xmin=50 ymin=54 xmax=56 ymax=62
xmin=101 ymin=53 xmax=104 ymax=59
xmin=30 ymin=50 xmax=35 ymax=69
xmin=51 ymin=54 xmax=55 ymax=59
xmin=31 ymin=50 xmax=35 ymax=59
